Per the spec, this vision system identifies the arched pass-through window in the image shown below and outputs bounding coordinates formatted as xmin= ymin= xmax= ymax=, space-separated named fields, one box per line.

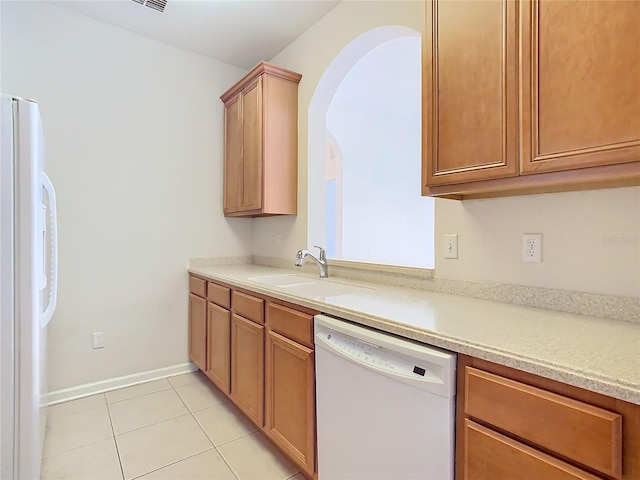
xmin=308 ymin=26 xmax=434 ymax=268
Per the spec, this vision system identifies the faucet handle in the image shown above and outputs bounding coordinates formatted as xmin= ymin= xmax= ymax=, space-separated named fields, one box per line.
xmin=313 ymin=245 xmax=327 ymax=261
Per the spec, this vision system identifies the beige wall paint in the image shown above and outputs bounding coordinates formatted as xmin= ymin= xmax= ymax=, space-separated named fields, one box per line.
xmin=436 ymin=187 xmax=640 ymax=298
xmin=254 ymin=0 xmax=425 ymax=261
xmin=259 ymin=0 xmax=640 ymax=298
xmin=1 ymin=1 xmax=252 ymax=391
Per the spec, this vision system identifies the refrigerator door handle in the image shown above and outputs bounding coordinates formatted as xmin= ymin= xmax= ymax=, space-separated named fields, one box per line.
xmin=41 ymin=172 xmax=57 ymax=326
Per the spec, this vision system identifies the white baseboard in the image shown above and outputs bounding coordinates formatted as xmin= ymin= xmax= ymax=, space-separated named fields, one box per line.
xmin=44 ymin=362 xmax=199 ymax=406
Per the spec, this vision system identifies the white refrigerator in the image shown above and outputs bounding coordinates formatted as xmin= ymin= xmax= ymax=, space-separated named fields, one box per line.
xmin=1 ymin=95 xmax=58 ymax=479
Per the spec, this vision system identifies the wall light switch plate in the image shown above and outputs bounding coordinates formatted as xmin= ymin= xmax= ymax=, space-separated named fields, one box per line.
xmin=92 ymin=332 xmax=104 ymax=349
xmin=444 ymin=234 xmax=458 ymax=259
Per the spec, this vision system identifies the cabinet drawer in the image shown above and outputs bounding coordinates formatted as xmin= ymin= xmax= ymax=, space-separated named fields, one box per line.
xmin=464 ymin=419 xmax=600 ymax=480
xmin=266 ymin=303 xmax=313 ymax=348
xmin=208 ymin=282 xmax=231 ymax=309
xmin=189 ymin=276 xmax=207 ymax=297
xmin=232 ymin=290 xmax=264 ymax=324
xmin=465 ymin=367 xmax=622 ymax=478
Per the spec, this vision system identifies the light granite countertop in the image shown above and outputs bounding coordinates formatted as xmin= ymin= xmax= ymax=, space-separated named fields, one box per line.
xmin=188 ymin=264 xmax=640 ymax=405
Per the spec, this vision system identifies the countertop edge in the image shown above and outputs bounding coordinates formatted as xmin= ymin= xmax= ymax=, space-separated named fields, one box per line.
xmin=188 ymin=267 xmax=640 ymax=405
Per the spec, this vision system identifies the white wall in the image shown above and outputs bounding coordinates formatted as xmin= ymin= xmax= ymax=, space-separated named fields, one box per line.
xmin=326 ymin=36 xmax=434 ymax=268
xmin=255 ymin=1 xmax=425 ymax=261
xmin=436 ymin=187 xmax=640 ymax=298
xmin=1 ymin=1 xmax=252 ymax=392
xmin=260 ymin=0 xmax=639 ymax=298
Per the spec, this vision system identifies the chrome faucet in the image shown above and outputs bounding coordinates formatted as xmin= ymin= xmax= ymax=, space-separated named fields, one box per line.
xmin=295 ymin=245 xmax=329 ymax=278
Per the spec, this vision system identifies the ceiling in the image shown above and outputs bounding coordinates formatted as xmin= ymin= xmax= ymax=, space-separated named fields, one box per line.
xmin=53 ymin=0 xmax=340 ymax=70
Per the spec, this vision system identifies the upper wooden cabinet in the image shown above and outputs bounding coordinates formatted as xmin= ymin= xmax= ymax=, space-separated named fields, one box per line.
xmin=520 ymin=0 xmax=640 ymax=174
xmin=220 ymin=62 xmax=302 ymax=216
xmin=423 ymin=0 xmax=519 ymax=185
xmin=423 ymin=0 xmax=640 ymax=199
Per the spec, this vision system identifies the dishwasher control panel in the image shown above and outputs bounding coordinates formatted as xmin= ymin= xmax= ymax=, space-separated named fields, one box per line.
xmin=317 ymin=330 xmax=442 ymax=383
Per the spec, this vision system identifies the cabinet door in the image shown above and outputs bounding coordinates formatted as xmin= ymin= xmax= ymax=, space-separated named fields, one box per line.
xmin=224 ymin=94 xmax=243 ymax=213
xmin=241 ymin=77 xmax=263 ymax=212
xmin=520 ymin=0 xmax=640 ymax=174
xmin=464 ymin=420 xmax=601 ymax=480
xmin=207 ymin=302 xmax=231 ymax=394
xmin=231 ymin=314 xmax=264 ymax=426
xmin=188 ymin=293 xmax=207 ymax=371
xmin=265 ymin=330 xmax=315 ymax=476
xmin=423 ymin=0 xmax=518 ymax=188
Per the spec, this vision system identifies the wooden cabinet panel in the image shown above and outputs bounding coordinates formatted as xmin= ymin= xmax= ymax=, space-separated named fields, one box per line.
xmin=188 ymin=293 xmax=207 ymax=371
xmin=231 ymin=314 xmax=264 ymax=427
xmin=220 ymin=62 xmax=301 ymax=217
xmin=423 ymin=0 xmax=640 ymax=198
xmin=232 ymin=290 xmax=264 ymax=324
xmin=423 ymin=0 xmax=518 ymax=186
xmin=465 ymin=367 xmax=622 ymax=478
xmin=464 ymin=419 xmax=601 ymax=480
xmin=241 ymin=77 xmax=263 ymax=211
xmin=189 ymin=275 xmax=207 ymax=297
xmin=266 ymin=302 xmax=313 ymax=348
xmin=223 ymin=95 xmax=243 ymax=213
xmin=262 ymin=74 xmax=299 ymax=214
xmin=207 ymin=282 xmax=230 ymax=309
xmin=520 ymin=0 xmax=640 ymax=174
xmin=265 ymin=330 xmax=315 ymax=477
xmin=207 ymin=302 xmax=231 ymax=394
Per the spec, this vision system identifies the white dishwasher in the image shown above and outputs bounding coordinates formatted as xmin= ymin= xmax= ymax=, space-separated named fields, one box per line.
xmin=314 ymin=314 xmax=456 ymax=480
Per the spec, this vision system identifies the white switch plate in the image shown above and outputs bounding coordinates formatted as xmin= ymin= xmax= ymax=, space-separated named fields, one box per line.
xmin=523 ymin=233 xmax=542 ymax=263
xmin=444 ymin=234 xmax=458 ymax=259
xmin=92 ymin=332 xmax=104 ymax=349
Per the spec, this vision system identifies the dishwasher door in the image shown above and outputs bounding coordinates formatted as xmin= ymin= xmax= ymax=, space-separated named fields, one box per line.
xmin=314 ymin=314 xmax=456 ymax=480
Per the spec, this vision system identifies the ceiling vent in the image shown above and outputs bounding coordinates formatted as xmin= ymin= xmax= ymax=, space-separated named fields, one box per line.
xmin=131 ymin=0 xmax=167 ymax=13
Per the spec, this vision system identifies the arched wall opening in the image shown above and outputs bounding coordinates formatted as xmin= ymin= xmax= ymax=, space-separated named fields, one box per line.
xmin=308 ymin=25 xmax=434 ymax=268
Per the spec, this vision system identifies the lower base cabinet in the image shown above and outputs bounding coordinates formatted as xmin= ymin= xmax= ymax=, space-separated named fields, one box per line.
xmin=190 ymin=276 xmax=319 ymax=479
xmin=231 ymin=313 xmax=265 ymax=427
xmin=457 ymin=355 xmax=640 ymax=480
xmin=206 ymin=302 xmax=230 ymax=394
xmin=464 ymin=420 xmax=600 ymax=480
xmin=265 ymin=330 xmax=316 ymax=477
xmin=191 ymin=276 xmax=640 ymax=480
xmin=188 ymin=293 xmax=207 ymax=371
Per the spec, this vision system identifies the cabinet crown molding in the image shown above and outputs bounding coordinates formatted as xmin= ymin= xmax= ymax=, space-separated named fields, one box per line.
xmin=220 ymin=61 xmax=302 ymax=103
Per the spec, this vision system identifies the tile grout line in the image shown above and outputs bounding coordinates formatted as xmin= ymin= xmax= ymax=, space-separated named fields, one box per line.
xmin=115 ymin=374 xmax=215 ymax=479
xmin=177 ymin=378 xmax=240 ymax=480
xmin=104 ymin=395 xmax=126 ymax=480
xmin=105 ymin=382 xmax=174 ymax=406
xmin=41 ymin=398 xmax=114 ymax=461
xmin=168 ymin=376 xmax=240 ymax=479
xmin=128 ymin=447 xmax=218 ymax=480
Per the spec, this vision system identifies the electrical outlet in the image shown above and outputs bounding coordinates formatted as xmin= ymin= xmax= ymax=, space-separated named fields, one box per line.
xmin=92 ymin=332 xmax=104 ymax=349
xmin=444 ymin=234 xmax=458 ymax=259
xmin=275 ymin=233 xmax=282 ymax=247
xmin=523 ymin=234 xmax=542 ymax=263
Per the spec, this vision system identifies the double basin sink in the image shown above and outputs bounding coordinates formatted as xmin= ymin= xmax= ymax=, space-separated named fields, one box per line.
xmin=248 ymin=274 xmax=375 ymax=298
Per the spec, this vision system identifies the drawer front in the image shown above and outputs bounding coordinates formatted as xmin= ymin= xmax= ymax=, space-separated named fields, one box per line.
xmin=208 ymin=282 xmax=231 ymax=309
xmin=189 ymin=276 xmax=207 ymax=297
xmin=464 ymin=419 xmax=600 ymax=480
xmin=266 ymin=303 xmax=313 ymax=348
xmin=232 ymin=290 xmax=264 ymax=324
xmin=465 ymin=367 xmax=622 ymax=478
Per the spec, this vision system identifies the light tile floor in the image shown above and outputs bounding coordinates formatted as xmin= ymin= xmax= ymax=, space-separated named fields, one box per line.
xmin=41 ymin=371 xmax=304 ymax=480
